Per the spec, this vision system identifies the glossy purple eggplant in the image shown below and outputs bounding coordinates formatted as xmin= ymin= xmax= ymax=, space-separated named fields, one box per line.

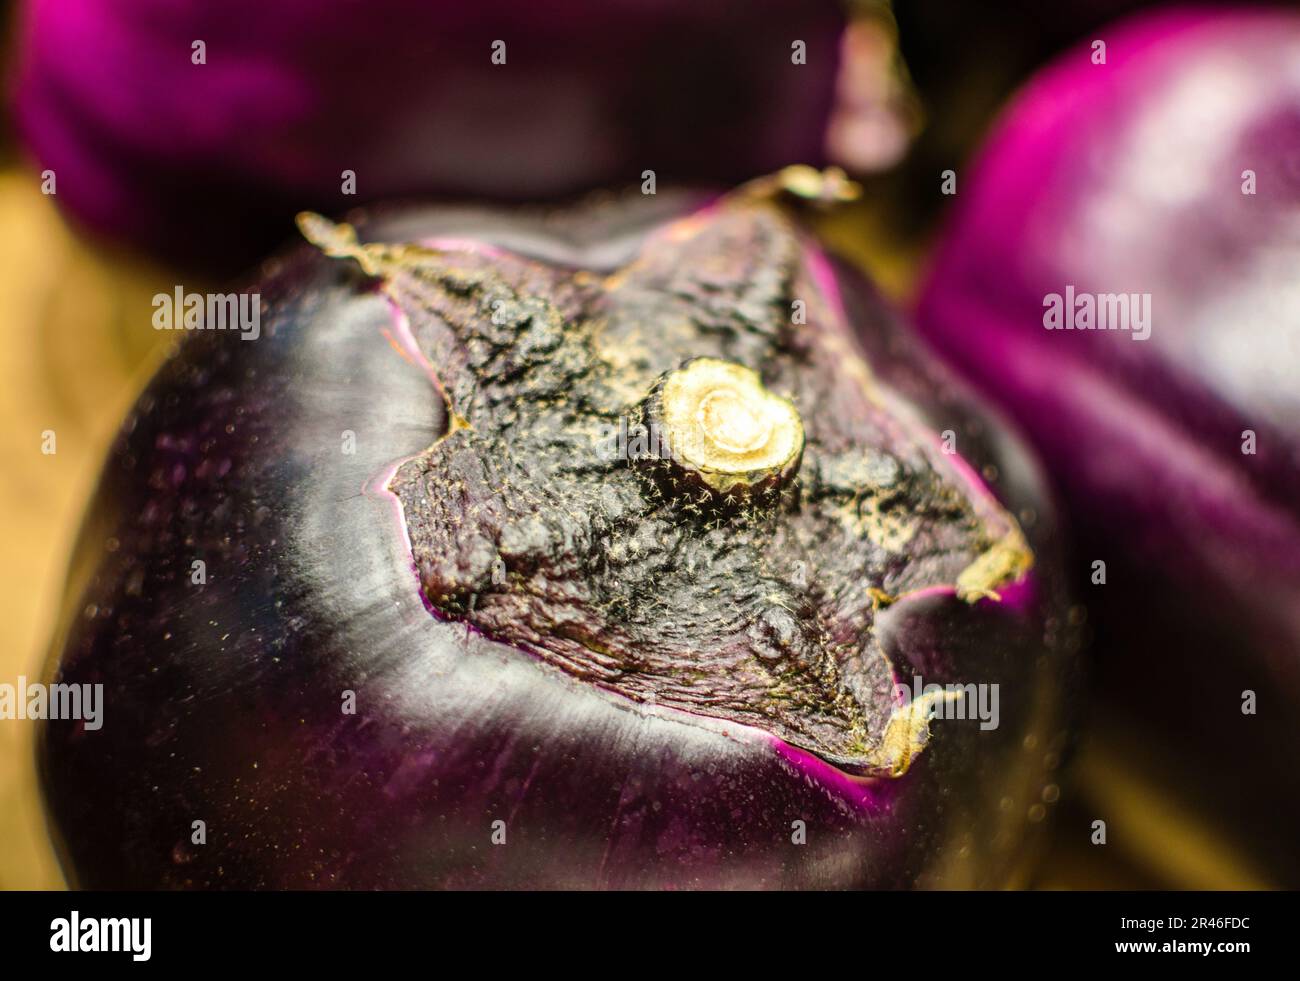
xmin=41 ymin=176 xmax=1076 ymax=889
xmin=916 ymin=7 xmax=1300 ymax=880
xmin=11 ymin=0 xmax=857 ymax=270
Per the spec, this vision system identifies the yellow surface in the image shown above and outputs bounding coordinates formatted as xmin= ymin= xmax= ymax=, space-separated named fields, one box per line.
xmin=0 ymin=169 xmax=178 ymax=888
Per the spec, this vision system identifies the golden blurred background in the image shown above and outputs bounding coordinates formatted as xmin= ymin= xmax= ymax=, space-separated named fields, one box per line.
xmin=0 ymin=170 xmax=190 ymax=888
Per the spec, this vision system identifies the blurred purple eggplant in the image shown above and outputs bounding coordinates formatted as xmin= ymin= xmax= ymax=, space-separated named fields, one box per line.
xmin=916 ymin=6 xmax=1300 ymax=880
xmin=9 ymin=0 xmax=915 ymax=269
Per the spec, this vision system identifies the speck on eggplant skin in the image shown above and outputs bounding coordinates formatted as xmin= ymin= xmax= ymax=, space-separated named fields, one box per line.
xmin=39 ymin=188 xmax=1079 ymax=889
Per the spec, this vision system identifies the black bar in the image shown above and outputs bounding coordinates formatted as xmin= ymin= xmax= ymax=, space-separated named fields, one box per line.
xmin=0 ymin=890 xmax=1282 ymax=968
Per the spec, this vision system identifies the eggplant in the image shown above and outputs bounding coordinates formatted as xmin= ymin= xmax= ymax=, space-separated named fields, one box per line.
xmin=915 ymin=8 xmax=1300 ymax=881
xmin=889 ymin=0 xmax=1160 ymax=238
xmin=11 ymin=0 xmax=856 ymax=269
xmin=41 ymin=172 xmax=1077 ymax=888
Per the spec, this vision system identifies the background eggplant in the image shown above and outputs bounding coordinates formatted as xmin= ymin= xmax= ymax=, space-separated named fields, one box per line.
xmin=882 ymin=0 xmax=1157 ymax=240
xmin=8 ymin=0 xmax=910 ymax=271
xmin=915 ymin=7 xmax=1300 ymax=882
xmin=40 ymin=176 xmax=1078 ymax=888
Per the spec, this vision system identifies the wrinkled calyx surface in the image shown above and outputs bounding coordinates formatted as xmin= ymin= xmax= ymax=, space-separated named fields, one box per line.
xmin=300 ymin=179 xmax=1030 ymax=776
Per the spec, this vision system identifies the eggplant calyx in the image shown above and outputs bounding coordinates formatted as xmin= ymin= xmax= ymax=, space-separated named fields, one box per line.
xmin=871 ymin=690 xmax=965 ymax=777
xmin=956 ymin=528 xmax=1033 ymax=604
xmin=301 ymin=195 xmax=1031 ymax=778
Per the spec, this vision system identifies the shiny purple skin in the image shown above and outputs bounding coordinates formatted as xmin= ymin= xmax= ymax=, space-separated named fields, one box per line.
xmin=11 ymin=0 xmax=844 ymax=268
xmin=41 ymin=194 xmax=1074 ymax=889
xmin=916 ymin=8 xmax=1300 ymax=877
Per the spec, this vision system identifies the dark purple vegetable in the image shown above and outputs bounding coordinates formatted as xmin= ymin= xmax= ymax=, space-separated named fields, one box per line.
xmin=41 ymin=173 xmax=1076 ymax=888
xmin=11 ymin=0 xmax=863 ymax=269
xmin=877 ymin=0 xmax=1164 ymax=241
xmin=916 ymin=8 xmax=1300 ymax=881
